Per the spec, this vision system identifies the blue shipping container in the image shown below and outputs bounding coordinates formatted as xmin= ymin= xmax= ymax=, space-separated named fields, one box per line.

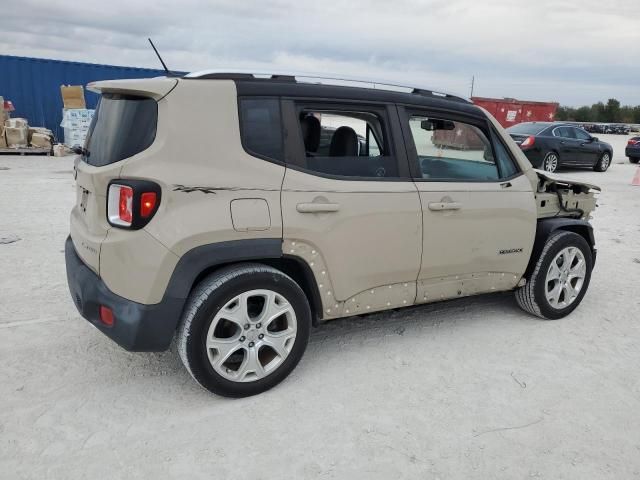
xmin=0 ymin=54 xmax=174 ymax=141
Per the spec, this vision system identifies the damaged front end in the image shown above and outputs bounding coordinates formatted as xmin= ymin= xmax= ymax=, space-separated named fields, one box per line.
xmin=534 ymin=170 xmax=600 ymax=220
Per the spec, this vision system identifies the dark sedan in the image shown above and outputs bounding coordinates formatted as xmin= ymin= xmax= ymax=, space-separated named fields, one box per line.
xmin=507 ymin=122 xmax=613 ymax=173
xmin=626 ymin=137 xmax=640 ymax=164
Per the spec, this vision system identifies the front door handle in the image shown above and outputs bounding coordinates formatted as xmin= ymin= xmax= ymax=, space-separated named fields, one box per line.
xmin=428 ymin=202 xmax=462 ymax=211
xmin=296 ymin=202 xmax=340 ymax=213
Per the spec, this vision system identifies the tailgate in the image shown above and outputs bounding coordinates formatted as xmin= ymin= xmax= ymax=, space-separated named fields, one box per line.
xmin=70 ymin=158 xmax=122 ymax=273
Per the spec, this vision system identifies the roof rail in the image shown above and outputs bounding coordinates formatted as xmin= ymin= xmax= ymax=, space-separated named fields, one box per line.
xmin=184 ymin=69 xmax=471 ymax=103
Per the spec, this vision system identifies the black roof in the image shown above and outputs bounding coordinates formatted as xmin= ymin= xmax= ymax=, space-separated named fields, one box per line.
xmin=183 ymin=72 xmax=484 ymax=118
xmin=233 ymin=79 xmax=484 ymax=118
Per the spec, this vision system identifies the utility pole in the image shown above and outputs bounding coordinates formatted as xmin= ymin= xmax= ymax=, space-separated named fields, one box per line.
xmin=470 ymin=75 xmax=475 ymax=98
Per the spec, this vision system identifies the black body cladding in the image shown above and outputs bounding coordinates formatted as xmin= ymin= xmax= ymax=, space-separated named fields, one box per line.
xmin=66 ymin=236 xmax=284 ymax=351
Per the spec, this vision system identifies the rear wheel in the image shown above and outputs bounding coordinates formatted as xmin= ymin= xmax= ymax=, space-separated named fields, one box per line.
xmin=515 ymin=231 xmax=593 ymax=320
xmin=177 ymin=264 xmax=311 ymax=397
xmin=543 ymin=152 xmax=559 ymax=173
xmin=629 ymin=157 xmax=639 ymax=164
xmin=594 ymin=152 xmax=611 ymax=171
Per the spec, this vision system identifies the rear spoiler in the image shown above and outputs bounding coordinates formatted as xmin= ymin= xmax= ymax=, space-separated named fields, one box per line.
xmin=87 ymin=77 xmax=178 ymax=101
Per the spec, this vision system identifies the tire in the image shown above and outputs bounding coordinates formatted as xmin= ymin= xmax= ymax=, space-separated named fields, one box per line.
xmin=542 ymin=151 xmax=559 ymax=173
xmin=177 ymin=263 xmax=311 ymax=397
xmin=594 ymin=152 xmax=611 ymax=172
xmin=629 ymin=157 xmax=639 ymax=164
xmin=515 ymin=231 xmax=593 ymax=320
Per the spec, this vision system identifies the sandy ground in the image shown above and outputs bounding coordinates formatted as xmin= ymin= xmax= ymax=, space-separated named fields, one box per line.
xmin=1 ymin=134 xmax=639 ymax=479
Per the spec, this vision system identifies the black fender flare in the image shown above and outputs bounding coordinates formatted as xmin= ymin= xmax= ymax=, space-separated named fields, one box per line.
xmin=524 ymin=218 xmax=596 ymax=278
xmin=166 ymin=238 xmax=323 ymax=325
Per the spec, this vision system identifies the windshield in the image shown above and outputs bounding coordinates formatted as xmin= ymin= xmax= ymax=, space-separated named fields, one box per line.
xmin=82 ymin=93 xmax=157 ymax=167
xmin=506 ymin=123 xmax=548 ymax=135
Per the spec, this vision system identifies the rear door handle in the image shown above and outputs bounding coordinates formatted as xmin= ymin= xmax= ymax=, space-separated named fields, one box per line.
xmin=296 ymin=202 xmax=340 ymax=213
xmin=428 ymin=202 xmax=462 ymax=211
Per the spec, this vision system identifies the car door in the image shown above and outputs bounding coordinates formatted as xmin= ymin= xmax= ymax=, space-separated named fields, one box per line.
xmin=398 ymin=106 xmax=536 ymax=302
xmin=572 ymin=127 xmax=600 ymax=166
xmin=553 ymin=126 xmax=580 ymax=165
xmin=280 ymin=100 xmax=422 ymax=319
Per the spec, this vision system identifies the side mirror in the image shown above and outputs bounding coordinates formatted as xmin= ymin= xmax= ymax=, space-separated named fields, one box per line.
xmin=590 ymin=137 xmax=598 ymax=142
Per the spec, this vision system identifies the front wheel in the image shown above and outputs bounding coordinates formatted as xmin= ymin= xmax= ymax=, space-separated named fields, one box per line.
xmin=177 ymin=264 xmax=311 ymax=397
xmin=629 ymin=157 xmax=639 ymax=164
xmin=515 ymin=231 xmax=593 ymax=320
xmin=543 ymin=152 xmax=559 ymax=173
xmin=594 ymin=152 xmax=611 ymax=171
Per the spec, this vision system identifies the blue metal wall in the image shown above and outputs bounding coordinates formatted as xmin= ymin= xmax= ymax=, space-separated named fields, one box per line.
xmin=0 ymin=55 xmax=173 ymax=140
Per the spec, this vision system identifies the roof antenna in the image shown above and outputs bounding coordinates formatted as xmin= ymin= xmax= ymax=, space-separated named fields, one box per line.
xmin=148 ymin=38 xmax=172 ymax=76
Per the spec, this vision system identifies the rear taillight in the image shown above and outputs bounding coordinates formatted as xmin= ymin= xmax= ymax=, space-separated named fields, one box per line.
xmin=107 ymin=180 xmax=161 ymax=229
xmin=628 ymin=139 xmax=638 ymax=145
xmin=108 ymin=184 xmax=133 ymax=227
xmin=140 ymin=192 xmax=157 ymax=218
xmin=520 ymin=136 xmax=536 ymax=149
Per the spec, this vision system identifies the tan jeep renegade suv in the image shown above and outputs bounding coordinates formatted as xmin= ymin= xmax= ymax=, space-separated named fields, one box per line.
xmin=65 ymin=71 xmax=600 ymax=397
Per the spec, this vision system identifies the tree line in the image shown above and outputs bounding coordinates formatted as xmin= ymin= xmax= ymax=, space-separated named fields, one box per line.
xmin=555 ymin=98 xmax=640 ymax=124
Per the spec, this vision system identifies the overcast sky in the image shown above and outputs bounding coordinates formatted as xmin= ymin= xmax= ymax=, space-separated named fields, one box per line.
xmin=1 ymin=0 xmax=638 ymax=106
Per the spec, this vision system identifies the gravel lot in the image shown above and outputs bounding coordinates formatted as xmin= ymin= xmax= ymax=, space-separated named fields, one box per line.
xmin=1 ymin=134 xmax=639 ymax=479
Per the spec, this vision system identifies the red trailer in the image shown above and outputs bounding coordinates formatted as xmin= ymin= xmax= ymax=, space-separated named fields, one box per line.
xmin=472 ymin=97 xmax=558 ymax=128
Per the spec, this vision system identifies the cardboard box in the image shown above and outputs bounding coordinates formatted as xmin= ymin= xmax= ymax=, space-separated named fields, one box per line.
xmin=61 ymin=109 xmax=94 ymax=128
xmin=5 ymin=118 xmax=28 ymax=128
xmin=61 ymin=85 xmax=86 ymax=109
xmin=64 ymin=128 xmax=88 ymax=147
xmin=0 ymin=96 xmax=7 ymax=126
xmin=53 ymin=144 xmax=67 ymax=157
xmin=28 ymin=127 xmax=53 ymax=140
xmin=30 ymin=132 xmax=52 ymax=149
xmin=5 ymin=126 xmax=29 ymax=147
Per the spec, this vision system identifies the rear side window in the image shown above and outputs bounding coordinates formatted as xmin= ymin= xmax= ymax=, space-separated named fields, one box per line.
xmin=294 ymin=107 xmax=398 ymax=179
xmin=239 ymin=98 xmax=283 ymax=162
xmin=553 ymin=126 xmax=575 ymax=138
xmin=83 ymin=94 xmax=157 ymax=167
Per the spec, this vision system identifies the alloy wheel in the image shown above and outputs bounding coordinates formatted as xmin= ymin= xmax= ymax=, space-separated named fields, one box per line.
xmin=544 ymin=153 xmax=558 ymax=172
xmin=205 ymin=289 xmax=297 ymax=382
xmin=545 ymin=246 xmax=587 ymax=309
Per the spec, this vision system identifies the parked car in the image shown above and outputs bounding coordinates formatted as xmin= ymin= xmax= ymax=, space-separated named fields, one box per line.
xmin=507 ymin=122 xmax=613 ymax=173
xmin=611 ymin=124 xmax=630 ymax=135
xmin=65 ymin=72 xmax=600 ymax=397
xmin=626 ymin=136 xmax=640 ymax=163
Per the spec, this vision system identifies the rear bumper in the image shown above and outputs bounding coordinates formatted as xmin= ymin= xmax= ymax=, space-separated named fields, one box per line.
xmin=625 ymin=146 xmax=640 ymax=158
xmin=65 ymin=236 xmax=182 ymax=351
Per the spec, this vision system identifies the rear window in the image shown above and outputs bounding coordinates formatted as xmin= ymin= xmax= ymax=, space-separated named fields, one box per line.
xmin=82 ymin=93 xmax=157 ymax=167
xmin=506 ymin=123 xmax=548 ymax=135
xmin=239 ymin=98 xmax=284 ymax=162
